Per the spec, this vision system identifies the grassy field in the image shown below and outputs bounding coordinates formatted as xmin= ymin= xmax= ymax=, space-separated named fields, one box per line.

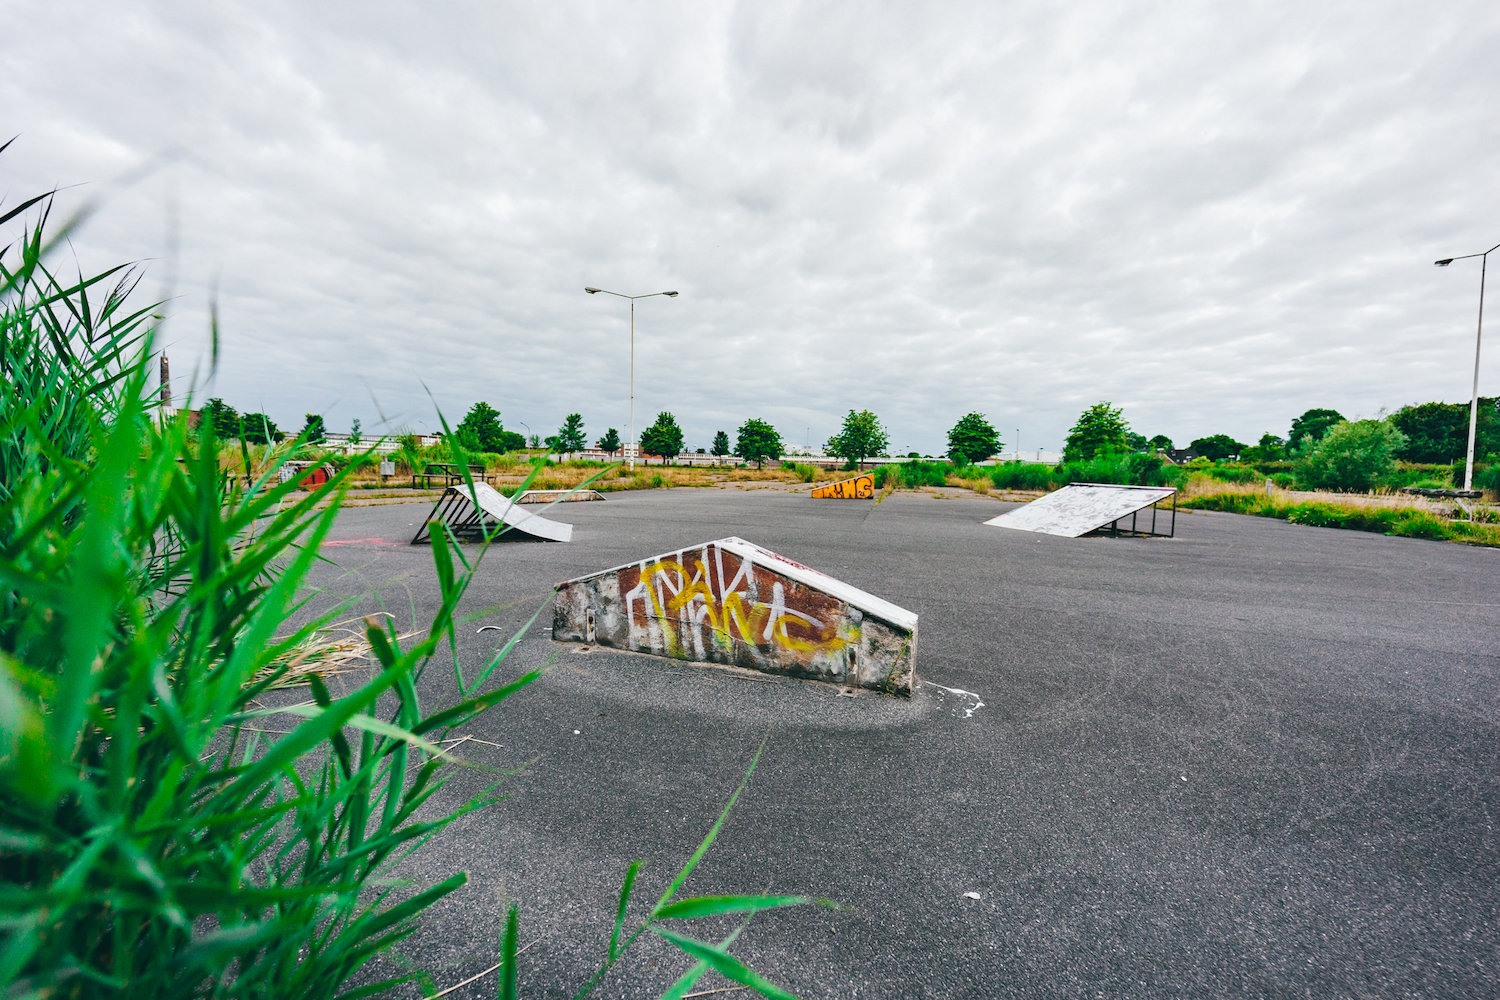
xmin=1173 ymin=477 xmax=1500 ymax=546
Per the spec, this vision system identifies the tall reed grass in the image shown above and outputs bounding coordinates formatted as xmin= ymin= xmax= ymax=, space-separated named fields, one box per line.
xmin=1 ymin=175 xmax=822 ymax=997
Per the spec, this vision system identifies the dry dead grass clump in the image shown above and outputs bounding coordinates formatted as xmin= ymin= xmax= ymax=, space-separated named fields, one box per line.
xmin=254 ymin=615 xmax=419 ymax=691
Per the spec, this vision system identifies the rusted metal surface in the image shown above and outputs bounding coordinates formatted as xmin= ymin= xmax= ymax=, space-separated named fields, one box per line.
xmin=552 ymin=536 xmax=916 ymax=693
xmin=810 ymin=473 xmax=875 ymax=499
xmin=984 ymin=483 xmax=1176 ymax=538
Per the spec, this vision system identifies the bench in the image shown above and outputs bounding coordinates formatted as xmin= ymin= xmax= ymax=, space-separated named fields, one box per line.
xmin=412 ymin=463 xmax=490 ymax=488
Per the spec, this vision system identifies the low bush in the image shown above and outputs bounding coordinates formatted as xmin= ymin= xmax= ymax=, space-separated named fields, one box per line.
xmin=1202 ymin=463 xmax=1261 ymax=484
xmin=895 ymin=460 xmax=950 ymax=488
xmin=1049 ymin=452 xmax=1169 ymax=487
xmin=1296 ymin=419 xmax=1406 ymax=491
xmin=781 ymin=461 xmax=817 ymax=482
xmin=990 ymin=462 xmax=1056 ymax=491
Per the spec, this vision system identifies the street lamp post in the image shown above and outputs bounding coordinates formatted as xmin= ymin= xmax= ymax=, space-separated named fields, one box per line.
xmin=584 ymin=287 xmax=679 ymax=471
xmin=1435 ymin=241 xmax=1500 ymax=491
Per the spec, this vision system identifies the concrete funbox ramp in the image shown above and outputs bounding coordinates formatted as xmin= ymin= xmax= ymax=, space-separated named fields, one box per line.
xmin=411 ymin=482 xmax=573 ymax=543
xmin=810 ymin=472 xmax=874 ymax=499
xmin=553 ymin=536 xmax=917 ymax=693
xmin=984 ymin=482 xmax=1177 ymax=538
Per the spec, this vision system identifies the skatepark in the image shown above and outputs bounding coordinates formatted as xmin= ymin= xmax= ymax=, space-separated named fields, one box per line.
xmin=307 ymin=487 xmax=1500 ymax=998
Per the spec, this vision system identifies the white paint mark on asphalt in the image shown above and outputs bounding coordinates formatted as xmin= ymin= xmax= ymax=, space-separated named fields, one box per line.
xmin=923 ymin=681 xmax=985 ymax=718
xmin=963 ymin=891 xmax=982 ymax=900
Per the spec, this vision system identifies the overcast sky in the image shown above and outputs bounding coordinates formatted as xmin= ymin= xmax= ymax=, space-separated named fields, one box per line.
xmin=5 ymin=0 xmax=1498 ymax=454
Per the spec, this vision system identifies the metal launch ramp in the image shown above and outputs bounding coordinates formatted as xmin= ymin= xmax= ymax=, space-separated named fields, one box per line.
xmin=983 ymin=483 xmax=1177 ymax=538
xmin=410 ymin=481 xmax=573 ymax=544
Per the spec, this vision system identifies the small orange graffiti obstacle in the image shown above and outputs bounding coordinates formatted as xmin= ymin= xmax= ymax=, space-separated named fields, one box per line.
xmin=810 ymin=473 xmax=874 ymax=499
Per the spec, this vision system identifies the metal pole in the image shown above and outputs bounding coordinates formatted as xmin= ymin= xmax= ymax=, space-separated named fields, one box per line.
xmin=629 ymin=298 xmax=636 ymax=472
xmin=1464 ymin=253 xmax=1486 ymax=491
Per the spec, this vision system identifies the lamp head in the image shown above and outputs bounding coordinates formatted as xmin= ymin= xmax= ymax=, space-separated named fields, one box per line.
xmin=665 ymin=291 xmax=679 ymax=297
xmin=1434 ymin=259 xmax=1454 ymax=267
xmin=585 ymin=287 xmax=602 ymax=293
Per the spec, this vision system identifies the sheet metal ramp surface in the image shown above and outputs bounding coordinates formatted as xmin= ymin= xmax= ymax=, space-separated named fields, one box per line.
xmin=410 ymin=482 xmax=573 ymax=543
xmin=984 ymin=482 xmax=1177 ymax=538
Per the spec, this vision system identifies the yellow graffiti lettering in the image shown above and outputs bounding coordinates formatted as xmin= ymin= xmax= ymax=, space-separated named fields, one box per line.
xmin=773 ymin=614 xmax=847 ymax=653
xmin=629 ymin=552 xmax=850 ymax=657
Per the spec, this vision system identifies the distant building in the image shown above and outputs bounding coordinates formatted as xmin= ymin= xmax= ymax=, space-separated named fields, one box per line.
xmin=1161 ymin=448 xmax=1201 ymax=465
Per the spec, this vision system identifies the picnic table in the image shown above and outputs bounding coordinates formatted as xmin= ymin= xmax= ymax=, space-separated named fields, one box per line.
xmin=411 ymin=463 xmax=491 ymax=488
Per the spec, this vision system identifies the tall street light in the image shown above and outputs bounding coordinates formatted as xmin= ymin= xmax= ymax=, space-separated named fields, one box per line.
xmin=584 ymin=287 xmax=679 ymax=471
xmin=1434 ymin=240 xmax=1500 ymax=491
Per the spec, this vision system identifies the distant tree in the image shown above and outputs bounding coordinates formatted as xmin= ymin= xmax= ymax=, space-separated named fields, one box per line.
xmin=640 ymin=412 xmax=684 ymax=462
xmin=735 ymin=419 xmax=786 ymax=470
xmin=1063 ymin=402 xmax=1130 ymax=461
xmin=527 ymin=434 xmax=541 ymax=449
xmin=203 ymin=398 xmax=241 ymax=440
xmin=1287 ymin=408 xmax=1345 ymax=452
xmin=240 ymin=413 xmax=283 ymax=444
xmin=1189 ymin=434 xmax=1248 ymax=462
xmin=1148 ymin=434 xmax=1173 ymax=453
xmin=348 ymin=418 xmax=362 ymax=447
xmin=946 ymin=413 xmax=1000 ymax=465
xmin=456 ymin=402 xmax=507 ymax=452
xmin=734 ymin=418 xmax=783 ymax=469
xmin=498 ymin=430 xmax=527 ymax=452
xmin=711 ymin=430 xmax=730 ymax=457
xmin=544 ymin=434 xmax=561 ymax=453
xmin=1125 ymin=432 xmax=1149 ymax=453
xmin=1241 ymin=432 xmax=1285 ymax=463
xmin=597 ymin=427 xmax=622 ymax=455
xmin=300 ymin=414 xmax=327 ymax=445
xmin=556 ymin=413 xmax=587 ymax=454
xmin=826 ymin=410 xmax=889 ymax=469
xmin=1388 ymin=398 xmax=1500 ymax=464
xmin=1298 ymin=420 xmax=1406 ymax=492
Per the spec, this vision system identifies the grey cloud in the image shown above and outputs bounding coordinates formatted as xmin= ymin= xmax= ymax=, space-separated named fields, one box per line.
xmin=3 ymin=0 xmax=1497 ymax=454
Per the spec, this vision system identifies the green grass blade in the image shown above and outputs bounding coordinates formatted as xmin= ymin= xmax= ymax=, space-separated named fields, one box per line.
xmin=654 ymin=736 xmax=767 ymax=912
xmin=609 ymin=860 xmax=641 ymax=961
xmin=498 ymin=901 xmax=519 ymax=1000
xmin=656 ymin=919 xmax=751 ymax=1000
xmin=650 ymin=927 xmax=799 ymax=1000
xmin=653 ymin=895 xmax=820 ymax=921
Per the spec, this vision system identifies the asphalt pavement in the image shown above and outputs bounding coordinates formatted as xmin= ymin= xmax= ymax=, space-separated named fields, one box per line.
xmin=303 ymin=487 xmax=1500 ymax=999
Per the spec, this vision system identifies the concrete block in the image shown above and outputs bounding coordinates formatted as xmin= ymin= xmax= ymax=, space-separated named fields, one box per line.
xmin=810 ymin=473 xmax=875 ymax=499
xmin=552 ymin=536 xmax=916 ymax=693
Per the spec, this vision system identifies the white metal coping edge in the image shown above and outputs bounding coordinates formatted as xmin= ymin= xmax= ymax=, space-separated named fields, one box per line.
xmin=553 ymin=535 xmax=919 ymax=632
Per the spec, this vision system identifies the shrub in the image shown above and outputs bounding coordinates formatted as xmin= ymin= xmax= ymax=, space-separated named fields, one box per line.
xmin=990 ymin=462 xmax=1056 ymax=491
xmin=1203 ymin=463 xmax=1261 ymax=484
xmin=894 ymin=461 xmax=949 ymax=488
xmin=1052 ymin=452 xmax=1167 ymax=487
xmin=783 ymin=461 xmax=816 ymax=482
xmin=1297 ymin=419 xmax=1407 ymax=492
